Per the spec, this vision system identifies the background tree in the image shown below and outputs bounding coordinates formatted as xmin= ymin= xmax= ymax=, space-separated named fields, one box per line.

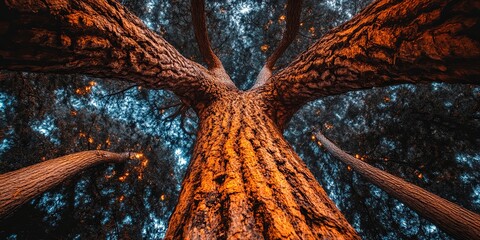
xmin=0 ymin=0 xmax=479 ymax=239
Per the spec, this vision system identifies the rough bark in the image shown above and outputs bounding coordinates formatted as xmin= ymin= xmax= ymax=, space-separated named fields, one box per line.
xmin=166 ymin=93 xmax=359 ymax=239
xmin=314 ymin=131 xmax=480 ymax=240
xmin=1 ymin=0 xmax=479 ymax=238
xmin=256 ymin=0 xmax=480 ymax=128
xmin=0 ymin=150 xmax=133 ymax=219
xmin=0 ymin=0 xmax=234 ymax=108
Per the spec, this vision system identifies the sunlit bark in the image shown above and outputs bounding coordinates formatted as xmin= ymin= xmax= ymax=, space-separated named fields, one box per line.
xmin=0 ymin=0 xmax=235 ymax=108
xmin=1 ymin=0 xmax=479 ymax=238
xmin=314 ymin=131 xmax=480 ymax=240
xmin=0 ymin=150 xmax=135 ymax=219
xmin=256 ymin=0 xmax=480 ymax=127
xmin=166 ymin=93 xmax=359 ymax=239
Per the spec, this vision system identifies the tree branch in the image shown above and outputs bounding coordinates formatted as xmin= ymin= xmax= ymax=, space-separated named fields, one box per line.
xmin=253 ymin=0 xmax=302 ymax=88
xmin=191 ymin=0 xmax=221 ymax=70
xmin=255 ymin=0 xmax=480 ymax=128
xmin=0 ymin=0 xmax=236 ymax=110
xmin=190 ymin=0 xmax=233 ymax=85
xmin=314 ymin=131 xmax=480 ymax=240
xmin=0 ymin=150 xmax=139 ymax=219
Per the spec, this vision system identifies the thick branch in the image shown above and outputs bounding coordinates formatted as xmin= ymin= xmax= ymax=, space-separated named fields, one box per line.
xmin=0 ymin=0 xmax=235 ymax=108
xmin=256 ymin=0 xmax=480 ymax=127
xmin=314 ymin=131 xmax=480 ymax=240
xmin=254 ymin=0 xmax=302 ymax=87
xmin=0 ymin=150 xmax=136 ymax=219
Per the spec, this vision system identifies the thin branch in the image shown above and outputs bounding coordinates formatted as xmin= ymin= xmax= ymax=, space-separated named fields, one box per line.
xmin=190 ymin=0 xmax=235 ymax=87
xmin=254 ymin=0 xmax=303 ymax=87
xmin=314 ymin=131 xmax=480 ymax=240
xmin=265 ymin=0 xmax=303 ymax=70
xmin=191 ymin=0 xmax=222 ymax=70
xmin=101 ymin=85 xmax=138 ymax=98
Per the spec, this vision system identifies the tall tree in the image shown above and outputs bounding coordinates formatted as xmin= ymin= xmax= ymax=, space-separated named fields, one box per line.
xmin=0 ymin=0 xmax=479 ymax=239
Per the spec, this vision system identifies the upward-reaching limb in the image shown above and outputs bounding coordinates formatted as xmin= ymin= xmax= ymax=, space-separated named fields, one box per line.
xmin=255 ymin=0 xmax=480 ymax=128
xmin=190 ymin=0 xmax=234 ymax=86
xmin=314 ymin=131 xmax=480 ymax=240
xmin=0 ymin=0 xmax=236 ymax=109
xmin=253 ymin=0 xmax=303 ymax=88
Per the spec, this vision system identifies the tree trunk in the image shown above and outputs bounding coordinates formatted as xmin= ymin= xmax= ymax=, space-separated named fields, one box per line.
xmin=0 ymin=150 xmax=133 ymax=219
xmin=314 ymin=132 xmax=480 ymax=240
xmin=1 ymin=0 xmax=479 ymax=238
xmin=166 ymin=93 xmax=359 ymax=239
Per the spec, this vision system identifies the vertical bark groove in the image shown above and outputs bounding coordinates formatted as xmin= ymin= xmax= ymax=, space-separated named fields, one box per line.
xmin=166 ymin=93 xmax=360 ymax=239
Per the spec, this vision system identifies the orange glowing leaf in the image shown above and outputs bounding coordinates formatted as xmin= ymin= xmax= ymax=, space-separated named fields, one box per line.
xmin=260 ymin=44 xmax=269 ymax=52
xmin=118 ymin=176 xmax=126 ymax=182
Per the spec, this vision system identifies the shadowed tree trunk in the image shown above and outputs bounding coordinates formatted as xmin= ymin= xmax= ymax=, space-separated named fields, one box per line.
xmin=0 ymin=0 xmax=479 ymax=238
xmin=314 ymin=131 xmax=480 ymax=240
xmin=0 ymin=150 xmax=134 ymax=219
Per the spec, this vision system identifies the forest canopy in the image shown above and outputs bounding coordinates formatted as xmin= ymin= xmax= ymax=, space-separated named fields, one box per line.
xmin=0 ymin=0 xmax=479 ymax=239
